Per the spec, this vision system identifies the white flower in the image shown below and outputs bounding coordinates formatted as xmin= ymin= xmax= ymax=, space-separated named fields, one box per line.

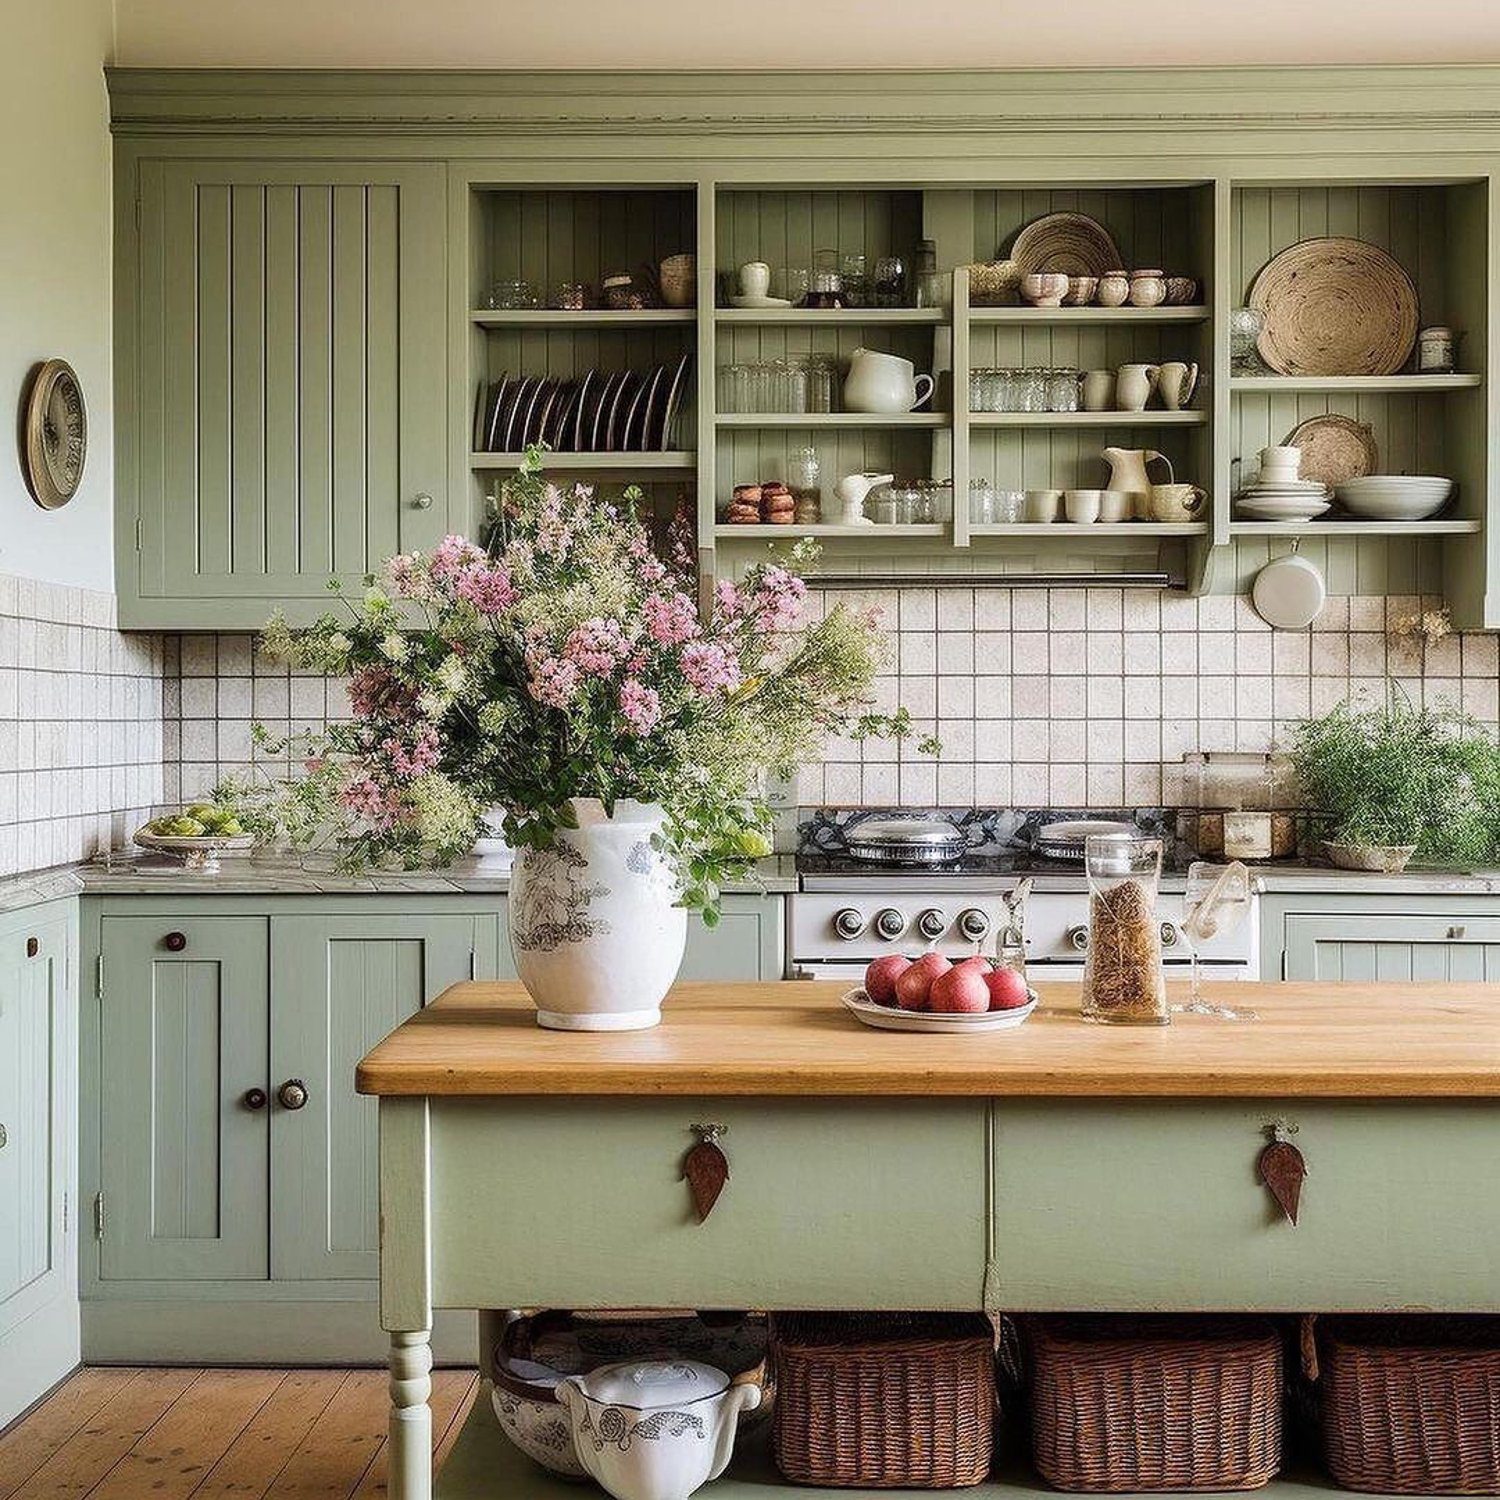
xmin=325 ymin=632 xmax=354 ymax=664
xmin=436 ymin=655 xmax=469 ymax=695
xmin=379 ymin=632 xmax=408 ymax=663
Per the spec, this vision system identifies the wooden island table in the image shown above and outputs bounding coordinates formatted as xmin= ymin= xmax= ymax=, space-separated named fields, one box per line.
xmin=356 ymin=980 xmax=1500 ymax=1500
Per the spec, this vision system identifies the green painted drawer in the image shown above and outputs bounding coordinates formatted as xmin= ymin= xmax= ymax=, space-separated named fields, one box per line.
xmin=429 ymin=1098 xmax=986 ymax=1310
xmin=991 ymin=1100 xmax=1500 ymax=1313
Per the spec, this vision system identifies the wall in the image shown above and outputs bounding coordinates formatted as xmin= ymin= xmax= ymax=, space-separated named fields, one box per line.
xmin=111 ymin=1 xmax=1500 ymax=69
xmin=161 ymin=589 xmax=1498 ymax=817
xmin=0 ymin=1 xmax=115 ymax=590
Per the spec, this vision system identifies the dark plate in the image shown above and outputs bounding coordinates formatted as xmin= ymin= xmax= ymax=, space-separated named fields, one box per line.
xmin=590 ymin=371 xmax=623 ymax=452
xmin=605 ymin=371 xmax=638 ymax=452
xmin=501 ymin=376 xmax=536 ymax=451
xmin=569 ymin=370 xmax=595 ymax=453
xmin=656 ymin=354 xmax=692 ymax=451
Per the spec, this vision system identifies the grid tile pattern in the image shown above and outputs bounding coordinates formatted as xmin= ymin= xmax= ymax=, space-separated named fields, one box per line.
xmin=0 ymin=573 xmax=166 ymax=877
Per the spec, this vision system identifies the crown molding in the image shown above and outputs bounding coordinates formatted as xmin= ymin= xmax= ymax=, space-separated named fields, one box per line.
xmin=105 ymin=65 xmax=1500 ymax=137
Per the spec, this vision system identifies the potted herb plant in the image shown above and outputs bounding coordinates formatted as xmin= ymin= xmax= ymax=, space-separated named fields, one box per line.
xmin=235 ymin=451 xmax=929 ymax=1031
xmin=1288 ymin=689 xmax=1500 ymax=872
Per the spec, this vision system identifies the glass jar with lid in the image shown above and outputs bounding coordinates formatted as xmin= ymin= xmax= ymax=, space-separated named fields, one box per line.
xmin=1080 ymin=835 xmax=1169 ymax=1025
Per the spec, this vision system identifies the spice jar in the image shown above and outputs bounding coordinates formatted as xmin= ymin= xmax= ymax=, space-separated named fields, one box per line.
xmin=1128 ymin=270 xmax=1167 ymax=308
xmin=1080 ymin=835 xmax=1169 ymax=1025
xmin=1418 ymin=326 xmax=1456 ymax=374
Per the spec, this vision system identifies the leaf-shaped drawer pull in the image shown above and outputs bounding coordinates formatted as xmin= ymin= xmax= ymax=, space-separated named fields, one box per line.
xmin=1258 ymin=1119 xmax=1306 ymax=1225
xmin=683 ymin=1123 xmax=729 ymax=1223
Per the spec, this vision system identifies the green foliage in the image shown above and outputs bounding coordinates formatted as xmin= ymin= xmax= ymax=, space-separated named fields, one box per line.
xmin=1289 ymin=688 xmax=1500 ymax=863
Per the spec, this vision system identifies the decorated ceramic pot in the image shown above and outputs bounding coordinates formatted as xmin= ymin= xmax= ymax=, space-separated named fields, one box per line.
xmin=507 ymin=798 xmax=687 ymax=1030
xmin=556 ymin=1360 xmax=761 ymax=1500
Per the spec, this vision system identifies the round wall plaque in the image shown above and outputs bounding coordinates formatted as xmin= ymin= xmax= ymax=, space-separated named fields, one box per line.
xmin=22 ymin=358 xmax=87 ymax=509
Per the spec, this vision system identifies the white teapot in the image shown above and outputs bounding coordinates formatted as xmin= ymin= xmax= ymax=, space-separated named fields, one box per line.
xmin=556 ymin=1359 xmax=761 ymax=1500
xmin=843 ymin=348 xmax=935 ymax=414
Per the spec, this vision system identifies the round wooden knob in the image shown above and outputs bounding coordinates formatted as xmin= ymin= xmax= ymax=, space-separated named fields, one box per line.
xmin=164 ymin=931 xmax=187 ymax=952
xmin=243 ymin=1088 xmax=268 ymax=1111
xmin=25 ymin=937 xmax=39 ymax=958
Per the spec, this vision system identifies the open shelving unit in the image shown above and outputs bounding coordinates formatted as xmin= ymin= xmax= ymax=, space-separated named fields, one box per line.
xmin=450 ymin=174 xmax=1491 ymax=597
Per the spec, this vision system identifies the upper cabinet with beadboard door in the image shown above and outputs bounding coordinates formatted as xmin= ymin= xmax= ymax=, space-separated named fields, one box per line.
xmin=117 ymin=161 xmax=447 ymax=629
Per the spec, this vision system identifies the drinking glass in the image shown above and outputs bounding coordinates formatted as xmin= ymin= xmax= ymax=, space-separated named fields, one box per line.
xmin=841 ymin=252 xmax=869 ymax=307
xmin=968 ymin=369 xmax=988 ymax=414
xmin=1177 ymin=861 xmax=1257 ymax=1019
xmin=1230 ymin=307 xmax=1266 ymax=374
xmin=874 ymin=255 xmax=907 ymax=307
xmin=969 ymin=478 xmax=997 ymax=524
xmin=1021 ymin=368 xmax=1048 ymax=413
xmin=994 ymin=490 xmax=1026 ymax=524
xmin=805 ymin=357 xmax=836 ymax=413
xmin=787 ymin=359 xmax=809 ymax=414
xmin=1047 ymin=368 xmax=1081 ymax=413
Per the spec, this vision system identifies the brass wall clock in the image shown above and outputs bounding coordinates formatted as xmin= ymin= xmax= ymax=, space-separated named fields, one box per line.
xmin=22 ymin=358 xmax=87 ymax=509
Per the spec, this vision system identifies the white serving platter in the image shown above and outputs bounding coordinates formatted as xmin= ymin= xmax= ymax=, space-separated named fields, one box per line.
xmin=841 ymin=986 xmax=1039 ymax=1032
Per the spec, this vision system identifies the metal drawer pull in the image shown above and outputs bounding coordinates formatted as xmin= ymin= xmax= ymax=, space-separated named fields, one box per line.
xmin=277 ymin=1079 xmax=309 ymax=1111
xmin=243 ymin=1088 xmax=268 ymax=1111
xmin=683 ymin=1122 xmax=729 ymax=1223
xmin=0 ymin=1123 xmax=7 ymax=1150
xmin=1258 ymin=1119 xmax=1305 ymax=1226
xmin=164 ymin=931 xmax=187 ymax=952
xmin=1448 ymin=926 xmax=1467 ymax=939
xmin=411 ymin=492 xmax=433 ymax=510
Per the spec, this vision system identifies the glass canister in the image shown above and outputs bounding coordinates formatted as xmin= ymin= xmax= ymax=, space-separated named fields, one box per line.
xmin=1080 ymin=835 xmax=1169 ymax=1025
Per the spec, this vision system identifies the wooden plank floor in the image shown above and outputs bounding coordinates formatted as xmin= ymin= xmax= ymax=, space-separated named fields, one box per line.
xmin=0 ymin=1368 xmax=479 ymax=1500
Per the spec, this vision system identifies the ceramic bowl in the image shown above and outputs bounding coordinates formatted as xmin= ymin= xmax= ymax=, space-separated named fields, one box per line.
xmin=1020 ymin=271 xmax=1071 ymax=308
xmin=1334 ymin=477 xmax=1454 ymax=521
xmin=490 ymin=1311 xmax=769 ymax=1478
xmin=1062 ymin=275 xmax=1098 ymax=306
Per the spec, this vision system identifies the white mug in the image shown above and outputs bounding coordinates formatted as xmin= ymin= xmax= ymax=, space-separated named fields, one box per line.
xmin=1025 ymin=488 xmax=1063 ymax=523
xmin=1260 ymin=444 xmax=1301 ymax=478
xmin=739 ymin=261 xmax=771 ymax=300
xmin=1098 ymin=490 xmax=1132 ymax=523
xmin=1065 ymin=489 xmax=1102 ymax=524
xmin=1081 ymin=369 xmax=1116 ymax=413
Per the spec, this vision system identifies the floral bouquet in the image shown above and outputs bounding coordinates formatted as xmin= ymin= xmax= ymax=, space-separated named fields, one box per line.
xmin=232 ymin=450 xmax=928 ymax=924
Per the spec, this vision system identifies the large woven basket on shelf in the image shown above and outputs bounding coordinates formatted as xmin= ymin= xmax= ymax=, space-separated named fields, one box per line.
xmin=770 ymin=1312 xmax=996 ymax=1488
xmin=1316 ymin=1316 xmax=1500 ymax=1494
xmin=1025 ymin=1315 xmax=1283 ymax=1493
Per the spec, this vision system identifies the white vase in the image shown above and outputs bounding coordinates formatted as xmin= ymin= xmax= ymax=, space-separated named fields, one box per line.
xmin=507 ymin=798 xmax=687 ymax=1031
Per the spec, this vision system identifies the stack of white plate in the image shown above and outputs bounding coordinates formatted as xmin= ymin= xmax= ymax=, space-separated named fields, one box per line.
xmin=1234 ymin=475 xmax=1332 ymax=522
xmin=1334 ymin=475 xmax=1454 ymax=521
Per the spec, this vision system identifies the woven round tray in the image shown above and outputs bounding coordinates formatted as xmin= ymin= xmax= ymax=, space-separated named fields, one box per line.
xmin=1285 ymin=413 xmax=1380 ymax=487
xmin=1249 ymin=237 xmax=1418 ymax=376
xmin=1009 ymin=212 xmax=1122 ymax=278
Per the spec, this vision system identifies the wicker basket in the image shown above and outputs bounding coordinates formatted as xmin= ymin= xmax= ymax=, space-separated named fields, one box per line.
xmin=1316 ymin=1316 xmax=1500 ymax=1494
xmin=1026 ymin=1315 xmax=1283 ymax=1493
xmin=771 ymin=1312 xmax=996 ymax=1488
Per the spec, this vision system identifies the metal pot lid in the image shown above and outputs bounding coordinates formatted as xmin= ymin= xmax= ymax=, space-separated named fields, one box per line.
xmin=1036 ymin=819 xmax=1135 ymax=846
xmin=847 ymin=816 xmax=963 ymax=850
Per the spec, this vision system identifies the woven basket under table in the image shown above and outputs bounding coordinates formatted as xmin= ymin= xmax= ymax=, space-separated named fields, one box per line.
xmin=1318 ymin=1316 xmax=1500 ymax=1494
xmin=1026 ymin=1314 xmax=1283 ymax=1493
xmin=771 ymin=1312 xmax=996 ymax=1488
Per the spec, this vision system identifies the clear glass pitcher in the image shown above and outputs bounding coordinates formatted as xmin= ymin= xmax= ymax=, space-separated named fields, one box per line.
xmin=1080 ymin=834 xmax=1169 ymax=1025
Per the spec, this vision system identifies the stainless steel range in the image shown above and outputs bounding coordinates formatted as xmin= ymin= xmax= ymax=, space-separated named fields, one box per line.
xmin=789 ymin=808 xmax=1260 ymax=984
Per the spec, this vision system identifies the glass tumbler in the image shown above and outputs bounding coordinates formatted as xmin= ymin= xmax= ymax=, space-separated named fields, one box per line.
xmin=969 ymin=478 xmax=997 ymax=524
xmin=1047 ymin=368 xmax=1081 ymax=413
xmin=806 ymin=357 xmax=836 ymax=413
xmin=1081 ymin=835 xmax=1169 ymax=1025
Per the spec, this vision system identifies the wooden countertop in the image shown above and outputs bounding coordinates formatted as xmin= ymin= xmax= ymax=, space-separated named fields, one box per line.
xmin=355 ymin=980 xmax=1500 ymax=1099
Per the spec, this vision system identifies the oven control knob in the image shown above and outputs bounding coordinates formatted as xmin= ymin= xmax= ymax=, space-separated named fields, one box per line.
xmin=1067 ymin=924 xmax=1091 ymax=953
xmin=917 ymin=908 xmax=947 ymax=941
xmin=1160 ymin=921 xmax=1181 ymax=948
xmin=832 ymin=908 xmax=865 ymax=941
xmin=874 ymin=908 xmax=906 ymax=941
xmin=957 ymin=908 xmax=990 ymax=942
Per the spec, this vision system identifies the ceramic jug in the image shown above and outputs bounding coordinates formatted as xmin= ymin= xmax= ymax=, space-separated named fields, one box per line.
xmin=557 ymin=1360 xmax=762 ymax=1500
xmin=843 ymin=348 xmax=934 ymax=414
xmin=1102 ymin=447 xmax=1173 ymax=512
xmin=1115 ymin=363 xmax=1160 ymax=413
xmin=1157 ymin=361 xmax=1200 ymax=411
xmin=833 ymin=471 xmax=892 ymax=526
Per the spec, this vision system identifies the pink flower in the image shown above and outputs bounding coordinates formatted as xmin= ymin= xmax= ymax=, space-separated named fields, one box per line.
xmin=563 ymin=617 xmax=631 ymax=675
xmin=680 ymin=641 xmax=741 ymax=697
xmin=714 ymin=579 xmax=746 ymax=621
xmin=453 ymin=562 xmax=516 ymax=615
xmin=381 ymin=724 xmax=442 ymax=780
xmin=749 ymin=566 xmax=807 ymax=631
xmin=339 ymin=773 xmax=401 ymax=830
xmin=643 ymin=591 xmax=700 ymax=647
xmin=619 ymin=677 xmax=662 ymax=735
xmin=527 ymin=654 xmax=581 ymax=708
xmin=428 ymin=534 xmax=487 ymax=582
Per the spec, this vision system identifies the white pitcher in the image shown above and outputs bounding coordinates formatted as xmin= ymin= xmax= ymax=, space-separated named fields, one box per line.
xmin=843 ymin=348 xmax=934 ymax=414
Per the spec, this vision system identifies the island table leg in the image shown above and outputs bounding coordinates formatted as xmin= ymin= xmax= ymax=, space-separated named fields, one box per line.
xmin=389 ymin=1328 xmax=433 ymax=1500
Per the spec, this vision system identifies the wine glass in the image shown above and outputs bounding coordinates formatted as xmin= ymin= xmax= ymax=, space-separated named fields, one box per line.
xmin=1177 ymin=861 xmax=1256 ymax=1019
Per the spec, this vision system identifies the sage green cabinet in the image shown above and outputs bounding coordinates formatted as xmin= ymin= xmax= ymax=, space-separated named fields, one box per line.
xmin=679 ymin=893 xmax=785 ymax=980
xmin=1283 ymin=913 xmax=1500 ymax=982
xmin=98 ymin=915 xmax=271 ymax=1281
xmin=117 ymin=160 xmax=448 ymax=629
xmin=0 ymin=901 xmax=78 ymax=1428
xmin=269 ymin=915 xmax=481 ymax=1281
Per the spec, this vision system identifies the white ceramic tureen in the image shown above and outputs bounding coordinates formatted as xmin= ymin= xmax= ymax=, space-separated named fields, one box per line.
xmin=554 ymin=1359 xmax=761 ymax=1500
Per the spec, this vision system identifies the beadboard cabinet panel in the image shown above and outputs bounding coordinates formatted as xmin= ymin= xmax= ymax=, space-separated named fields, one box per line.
xmin=1283 ymin=914 xmax=1500 ymax=983
xmin=97 ymin=915 xmax=271 ymax=1281
xmin=120 ymin=160 xmax=447 ymax=628
xmin=269 ymin=915 xmax=480 ymax=1281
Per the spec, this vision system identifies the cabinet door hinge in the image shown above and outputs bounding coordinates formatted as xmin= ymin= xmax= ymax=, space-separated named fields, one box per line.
xmin=62 ymin=1191 xmax=69 ymax=1235
xmin=468 ymin=949 xmax=477 ymax=981
xmin=93 ymin=1192 xmax=105 ymax=1240
xmin=95 ymin=953 xmax=104 ymax=999
xmin=135 ymin=517 xmax=143 ymax=552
